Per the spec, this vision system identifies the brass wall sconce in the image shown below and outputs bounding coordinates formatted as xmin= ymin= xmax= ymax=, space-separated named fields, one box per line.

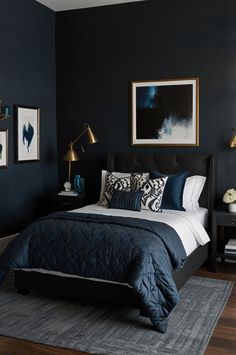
xmin=228 ymin=128 xmax=236 ymax=148
xmin=63 ymin=123 xmax=98 ymax=189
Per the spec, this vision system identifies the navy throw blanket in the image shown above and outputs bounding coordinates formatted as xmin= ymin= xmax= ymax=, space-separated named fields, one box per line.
xmin=0 ymin=212 xmax=186 ymax=333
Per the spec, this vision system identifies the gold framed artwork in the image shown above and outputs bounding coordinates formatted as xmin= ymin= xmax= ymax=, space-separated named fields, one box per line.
xmin=131 ymin=78 xmax=199 ymax=146
xmin=15 ymin=105 xmax=40 ymax=162
xmin=0 ymin=129 xmax=8 ymax=168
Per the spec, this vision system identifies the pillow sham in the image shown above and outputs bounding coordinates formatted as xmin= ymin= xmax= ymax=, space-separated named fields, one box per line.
xmin=99 ymin=172 xmax=132 ymax=207
xmin=149 ymin=170 xmax=189 ymax=211
xmin=108 ymin=189 xmax=144 ymax=211
xmin=99 ymin=170 xmax=149 ymax=202
xmin=182 ymin=175 xmax=207 ymax=210
xmin=99 ymin=170 xmax=131 ymax=201
xmin=134 ymin=176 xmax=168 ymax=212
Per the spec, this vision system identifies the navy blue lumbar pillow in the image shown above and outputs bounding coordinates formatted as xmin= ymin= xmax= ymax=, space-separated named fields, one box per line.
xmin=108 ymin=189 xmax=144 ymax=211
xmin=149 ymin=170 xmax=189 ymax=211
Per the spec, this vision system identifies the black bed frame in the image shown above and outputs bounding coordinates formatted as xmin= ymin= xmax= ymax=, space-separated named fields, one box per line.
xmin=15 ymin=153 xmax=215 ymax=308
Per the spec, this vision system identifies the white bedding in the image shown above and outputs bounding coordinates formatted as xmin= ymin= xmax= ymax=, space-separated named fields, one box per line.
xmin=72 ymin=204 xmax=210 ymax=256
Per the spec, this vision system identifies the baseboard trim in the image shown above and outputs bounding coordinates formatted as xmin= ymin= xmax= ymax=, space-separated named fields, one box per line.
xmin=0 ymin=234 xmax=18 ymax=256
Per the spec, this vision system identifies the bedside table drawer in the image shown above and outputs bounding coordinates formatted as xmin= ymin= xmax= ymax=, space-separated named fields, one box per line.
xmin=51 ymin=195 xmax=85 ymax=211
xmin=60 ymin=200 xmax=78 ymax=208
xmin=215 ymin=213 xmax=236 ymax=226
xmin=211 ymin=206 xmax=236 ymax=272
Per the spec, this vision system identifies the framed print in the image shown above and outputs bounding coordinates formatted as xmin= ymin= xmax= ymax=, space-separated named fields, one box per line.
xmin=15 ymin=105 xmax=40 ymax=162
xmin=131 ymin=78 xmax=199 ymax=146
xmin=0 ymin=130 xmax=8 ymax=168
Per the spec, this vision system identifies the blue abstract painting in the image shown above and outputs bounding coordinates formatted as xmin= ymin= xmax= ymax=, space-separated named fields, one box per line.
xmin=23 ymin=122 xmax=34 ymax=152
xmin=132 ymin=79 xmax=199 ymax=146
xmin=17 ymin=106 xmax=39 ymax=161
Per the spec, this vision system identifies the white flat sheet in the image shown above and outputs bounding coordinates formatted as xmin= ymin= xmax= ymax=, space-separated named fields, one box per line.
xmin=71 ymin=204 xmax=210 ymax=256
xmin=161 ymin=208 xmax=208 ymax=229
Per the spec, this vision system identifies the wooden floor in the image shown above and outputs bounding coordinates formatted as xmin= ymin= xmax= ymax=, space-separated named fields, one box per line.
xmin=197 ymin=263 xmax=236 ymax=355
xmin=0 ymin=263 xmax=235 ymax=355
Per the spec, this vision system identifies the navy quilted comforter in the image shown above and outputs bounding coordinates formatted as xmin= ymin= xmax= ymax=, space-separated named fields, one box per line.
xmin=0 ymin=212 xmax=186 ymax=333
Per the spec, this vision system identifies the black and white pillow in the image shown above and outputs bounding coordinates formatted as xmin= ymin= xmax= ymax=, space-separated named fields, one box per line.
xmin=132 ymin=174 xmax=155 ymax=191
xmin=99 ymin=170 xmax=132 ymax=202
xmin=134 ymin=176 xmax=168 ymax=212
xmin=99 ymin=172 xmax=132 ymax=207
xmin=131 ymin=173 xmax=149 ymax=191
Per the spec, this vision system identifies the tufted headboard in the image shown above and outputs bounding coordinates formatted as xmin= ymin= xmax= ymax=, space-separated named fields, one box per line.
xmin=107 ymin=153 xmax=215 ymax=212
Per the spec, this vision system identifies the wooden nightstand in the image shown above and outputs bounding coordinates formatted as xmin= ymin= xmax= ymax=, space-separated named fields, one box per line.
xmin=51 ymin=194 xmax=85 ymax=212
xmin=212 ymin=205 xmax=236 ymax=272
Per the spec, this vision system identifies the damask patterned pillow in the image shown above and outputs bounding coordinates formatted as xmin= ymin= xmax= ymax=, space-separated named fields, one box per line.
xmin=131 ymin=173 xmax=149 ymax=191
xmin=133 ymin=176 xmax=168 ymax=212
xmin=99 ymin=170 xmax=132 ymax=202
xmin=99 ymin=172 xmax=132 ymax=207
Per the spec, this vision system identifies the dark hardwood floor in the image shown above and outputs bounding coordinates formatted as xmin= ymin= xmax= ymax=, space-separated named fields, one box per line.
xmin=0 ymin=263 xmax=235 ymax=355
xmin=197 ymin=263 xmax=236 ymax=355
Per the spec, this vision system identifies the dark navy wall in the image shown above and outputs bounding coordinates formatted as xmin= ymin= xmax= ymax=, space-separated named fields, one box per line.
xmin=56 ymin=0 xmax=236 ymax=204
xmin=0 ymin=0 xmax=57 ymax=237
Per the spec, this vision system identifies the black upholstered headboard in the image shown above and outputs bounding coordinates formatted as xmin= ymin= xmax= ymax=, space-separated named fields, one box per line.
xmin=107 ymin=153 xmax=215 ymax=211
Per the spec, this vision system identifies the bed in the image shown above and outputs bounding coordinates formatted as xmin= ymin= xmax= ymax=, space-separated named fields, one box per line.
xmin=0 ymin=153 xmax=215 ymax=333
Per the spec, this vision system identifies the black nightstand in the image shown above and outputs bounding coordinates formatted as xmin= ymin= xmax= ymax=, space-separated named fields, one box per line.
xmin=212 ymin=205 xmax=236 ymax=272
xmin=51 ymin=194 xmax=85 ymax=211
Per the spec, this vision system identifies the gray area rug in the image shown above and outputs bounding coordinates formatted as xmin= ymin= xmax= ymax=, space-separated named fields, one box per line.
xmin=0 ymin=275 xmax=234 ymax=355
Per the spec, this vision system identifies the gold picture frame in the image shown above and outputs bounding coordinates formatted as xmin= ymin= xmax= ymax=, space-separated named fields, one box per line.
xmin=131 ymin=77 xmax=199 ymax=146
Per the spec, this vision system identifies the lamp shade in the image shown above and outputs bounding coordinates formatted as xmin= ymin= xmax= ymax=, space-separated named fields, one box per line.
xmin=63 ymin=143 xmax=80 ymax=161
xmin=85 ymin=124 xmax=98 ymax=145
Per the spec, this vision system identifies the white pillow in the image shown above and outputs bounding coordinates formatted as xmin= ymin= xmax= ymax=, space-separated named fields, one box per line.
xmin=99 ymin=170 xmax=149 ymax=202
xmin=182 ymin=175 xmax=206 ymax=210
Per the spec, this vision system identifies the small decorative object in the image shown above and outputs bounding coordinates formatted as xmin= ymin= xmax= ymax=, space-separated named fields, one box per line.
xmin=229 ymin=203 xmax=236 ymax=213
xmin=0 ymin=129 xmax=8 ymax=168
xmin=79 ymin=177 xmax=85 ymax=196
xmin=4 ymin=106 xmax=9 ymax=116
xmin=74 ymin=175 xmax=85 ymax=195
xmin=0 ymin=100 xmax=10 ymax=120
xmin=74 ymin=175 xmax=80 ymax=193
xmin=131 ymin=78 xmax=199 ymax=146
xmin=15 ymin=105 xmax=40 ymax=162
xmin=64 ymin=181 xmax=72 ymax=192
xmin=223 ymin=188 xmax=236 ymax=212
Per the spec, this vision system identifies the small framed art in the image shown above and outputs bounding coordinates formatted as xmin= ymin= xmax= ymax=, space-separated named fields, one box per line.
xmin=15 ymin=105 xmax=40 ymax=162
xmin=0 ymin=129 xmax=8 ymax=168
xmin=131 ymin=78 xmax=199 ymax=146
